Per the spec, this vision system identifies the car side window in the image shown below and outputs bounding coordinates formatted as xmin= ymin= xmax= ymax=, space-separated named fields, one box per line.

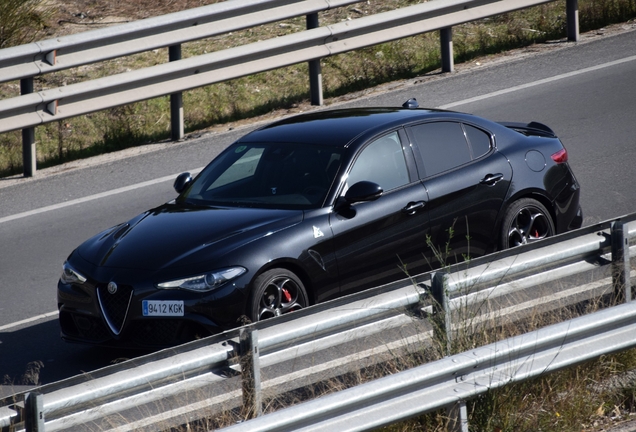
xmin=345 ymin=131 xmax=409 ymax=194
xmin=409 ymin=122 xmax=471 ymax=177
xmin=409 ymin=122 xmax=492 ymax=178
xmin=464 ymin=124 xmax=491 ymax=159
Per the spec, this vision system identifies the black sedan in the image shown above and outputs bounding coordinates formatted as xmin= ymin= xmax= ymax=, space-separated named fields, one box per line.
xmin=57 ymin=100 xmax=582 ymax=348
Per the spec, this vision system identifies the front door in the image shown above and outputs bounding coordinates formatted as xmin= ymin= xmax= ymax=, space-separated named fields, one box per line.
xmin=330 ymin=131 xmax=430 ymax=295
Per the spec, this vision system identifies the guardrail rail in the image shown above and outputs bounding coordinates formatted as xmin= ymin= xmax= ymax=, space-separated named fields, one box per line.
xmin=1 ymin=212 xmax=634 ymax=431
xmin=0 ymin=0 xmax=582 ymax=176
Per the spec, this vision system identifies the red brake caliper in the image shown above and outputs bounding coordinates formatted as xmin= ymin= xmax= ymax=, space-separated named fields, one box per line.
xmin=282 ymin=287 xmax=292 ymax=303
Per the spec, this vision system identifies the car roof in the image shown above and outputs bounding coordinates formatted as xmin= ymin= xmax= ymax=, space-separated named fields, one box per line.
xmin=237 ymin=107 xmax=461 ymax=147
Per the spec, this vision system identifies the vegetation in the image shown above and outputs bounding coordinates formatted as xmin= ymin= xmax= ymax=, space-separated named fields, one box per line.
xmin=0 ymin=0 xmax=53 ymax=48
xmin=0 ymin=0 xmax=635 ymax=176
xmin=375 ymin=350 xmax=636 ymax=431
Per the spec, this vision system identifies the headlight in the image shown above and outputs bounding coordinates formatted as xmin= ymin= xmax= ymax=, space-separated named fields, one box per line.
xmin=60 ymin=262 xmax=87 ymax=285
xmin=157 ymin=267 xmax=246 ymax=292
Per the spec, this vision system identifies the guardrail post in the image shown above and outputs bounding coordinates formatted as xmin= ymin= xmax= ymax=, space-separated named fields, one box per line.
xmin=447 ymin=400 xmax=469 ymax=432
xmin=431 ymin=271 xmax=452 ymax=356
xmin=24 ymin=392 xmax=44 ymax=432
xmin=566 ymin=0 xmax=580 ymax=42
xmin=306 ymin=13 xmax=323 ymax=106
xmin=611 ymin=220 xmax=632 ymax=303
xmin=169 ymin=45 xmax=184 ymax=141
xmin=440 ymin=27 xmax=454 ymax=73
xmin=21 ymin=78 xmax=36 ymax=177
xmin=240 ymin=327 xmax=262 ymax=419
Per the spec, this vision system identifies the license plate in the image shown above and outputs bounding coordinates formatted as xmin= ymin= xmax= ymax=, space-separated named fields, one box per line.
xmin=142 ymin=300 xmax=184 ymax=316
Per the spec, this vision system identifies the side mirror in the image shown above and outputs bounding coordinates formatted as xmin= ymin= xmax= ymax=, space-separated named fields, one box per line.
xmin=173 ymin=172 xmax=192 ymax=194
xmin=344 ymin=181 xmax=383 ymax=204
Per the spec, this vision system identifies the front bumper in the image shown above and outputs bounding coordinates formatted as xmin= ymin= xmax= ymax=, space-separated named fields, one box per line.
xmin=57 ymin=269 xmax=249 ymax=348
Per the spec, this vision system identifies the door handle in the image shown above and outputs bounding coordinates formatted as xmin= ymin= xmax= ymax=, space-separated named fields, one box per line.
xmin=480 ymin=173 xmax=504 ymax=186
xmin=402 ymin=201 xmax=426 ymax=215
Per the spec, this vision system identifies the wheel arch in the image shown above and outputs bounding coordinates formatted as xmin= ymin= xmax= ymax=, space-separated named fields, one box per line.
xmin=496 ymin=190 xmax=556 ymax=249
xmin=250 ymin=258 xmax=316 ymax=306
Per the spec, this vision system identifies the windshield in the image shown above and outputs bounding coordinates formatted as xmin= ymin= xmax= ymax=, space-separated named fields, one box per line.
xmin=179 ymin=142 xmax=343 ymax=209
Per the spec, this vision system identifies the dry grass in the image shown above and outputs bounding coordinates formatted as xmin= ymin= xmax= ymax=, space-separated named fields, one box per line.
xmin=181 ymin=273 xmax=636 ymax=431
xmin=0 ymin=0 xmax=635 ymax=176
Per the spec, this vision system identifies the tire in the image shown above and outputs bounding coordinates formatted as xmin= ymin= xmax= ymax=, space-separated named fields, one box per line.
xmin=499 ymin=198 xmax=555 ymax=249
xmin=248 ymin=269 xmax=308 ymax=322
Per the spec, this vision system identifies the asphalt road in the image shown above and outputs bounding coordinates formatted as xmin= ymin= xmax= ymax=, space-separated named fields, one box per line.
xmin=1 ymin=25 xmax=635 ymax=396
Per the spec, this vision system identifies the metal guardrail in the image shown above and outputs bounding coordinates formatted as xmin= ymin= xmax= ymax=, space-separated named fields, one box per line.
xmin=0 ymin=0 xmax=361 ymax=83
xmin=3 ymin=0 xmax=364 ymax=176
xmin=1 ymin=213 xmax=634 ymax=431
xmin=0 ymin=0 xmax=572 ymax=133
xmin=224 ymin=297 xmax=636 ymax=432
xmin=1 ymin=0 xmax=581 ymax=176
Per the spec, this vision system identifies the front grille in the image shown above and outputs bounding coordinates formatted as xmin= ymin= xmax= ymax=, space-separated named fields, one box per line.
xmin=97 ymin=283 xmax=133 ymax=335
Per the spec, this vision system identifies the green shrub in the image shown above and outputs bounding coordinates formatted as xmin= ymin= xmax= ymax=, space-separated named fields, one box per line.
xmin=0 ymin=0 xmax=53 ymax=48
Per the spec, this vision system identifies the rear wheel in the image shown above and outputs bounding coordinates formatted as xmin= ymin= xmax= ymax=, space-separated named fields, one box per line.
xmin=248 ymin=269 xmax=308 ymax=322
xmin=499 ymin=198 xmax=555 ymax=249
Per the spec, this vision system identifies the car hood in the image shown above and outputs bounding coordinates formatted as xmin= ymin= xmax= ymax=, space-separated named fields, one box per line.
xmin=77 ymin=203 xmax=303 ymax=271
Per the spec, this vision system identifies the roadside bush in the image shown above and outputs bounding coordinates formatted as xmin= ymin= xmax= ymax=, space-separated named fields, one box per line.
xmin=0 ymin=0 xmax=53 ymax=48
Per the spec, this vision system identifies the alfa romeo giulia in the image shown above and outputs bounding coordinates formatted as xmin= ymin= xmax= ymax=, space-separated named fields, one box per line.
xmin=57 ymin=100 xmax=582 ymax=347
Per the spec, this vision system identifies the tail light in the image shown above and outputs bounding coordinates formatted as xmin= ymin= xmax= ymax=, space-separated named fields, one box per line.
xmin=551 ymin=148 xmax=568 ymax=164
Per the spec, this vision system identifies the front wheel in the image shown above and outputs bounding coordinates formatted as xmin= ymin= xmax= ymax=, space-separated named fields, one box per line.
xmin=248 ymin=269 xmax=308 ymax=322
xmin=499 ymin=198 xmax=555 ymax=249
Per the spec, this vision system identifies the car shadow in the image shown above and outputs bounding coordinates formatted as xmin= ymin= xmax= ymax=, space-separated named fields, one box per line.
xmin=0 ymin=318 xmax=153 ymax=398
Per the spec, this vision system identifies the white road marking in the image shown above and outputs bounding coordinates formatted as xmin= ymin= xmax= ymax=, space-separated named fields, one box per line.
xmin=438 ymin=55 xmax=636 ymax=109
xmin=0 ymin=311 xmax=58 ymax=332
xmin=0 ymin=168 xmax=203 ymax=225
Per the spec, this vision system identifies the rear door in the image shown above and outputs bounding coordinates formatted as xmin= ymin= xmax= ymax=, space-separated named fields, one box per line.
xmin=406 ymin=121 xmax=512 ymax=267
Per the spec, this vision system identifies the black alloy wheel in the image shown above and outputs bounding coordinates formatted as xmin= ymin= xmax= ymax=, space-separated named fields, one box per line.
xmin=500 ymin=198 xmax=555 ymax=249
xmin=249 ymin=269 xmax=308 ymax=322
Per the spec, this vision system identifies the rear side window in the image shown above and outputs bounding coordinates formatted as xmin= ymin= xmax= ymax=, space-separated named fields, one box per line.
xmin=409 ymin=122 xmax=491 ymax=177
xmin=410 ymin=122 xmax=469 ymax=177
xmin=464 ymin=124 xmax=491 ymax=159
